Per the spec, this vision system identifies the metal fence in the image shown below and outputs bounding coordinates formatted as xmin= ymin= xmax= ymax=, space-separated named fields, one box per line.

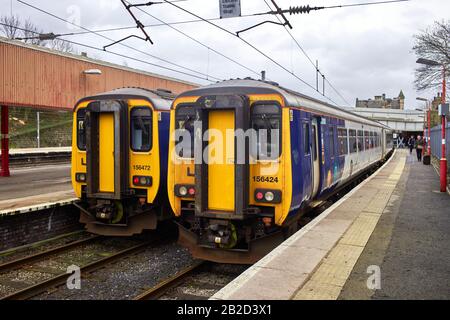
xmin=0 ymin=107 xmax=72 ymax=149
xmin=429 ymin=123 xmax=450 ymax=160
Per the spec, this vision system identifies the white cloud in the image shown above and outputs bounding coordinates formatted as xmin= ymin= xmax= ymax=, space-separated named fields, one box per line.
xmin=4 ymin=0 xmax=449 ymax=108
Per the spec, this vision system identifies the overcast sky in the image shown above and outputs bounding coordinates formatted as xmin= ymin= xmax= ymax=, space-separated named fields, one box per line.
xmin=3 ymin=0 xmax=449 ymax=109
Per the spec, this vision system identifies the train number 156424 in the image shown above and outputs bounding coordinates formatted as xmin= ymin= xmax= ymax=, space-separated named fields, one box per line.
xmin=252 ymin=176 xmax=279 ymax=183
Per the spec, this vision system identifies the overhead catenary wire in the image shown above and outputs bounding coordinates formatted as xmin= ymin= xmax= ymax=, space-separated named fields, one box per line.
xmin=124 ymin=0 xmax=262 ymax=78
xmin=17 ymin=0 xmax=410 ymax=40
xmin=0 ymin=21 xmax=216 ymax=83
xmin=12 ymin=14 xmax=266 ymax=40
xmin=16 ymin=0 xmax=222 ymax=82
xmin=262 ymin=0 xmax=351 ymax=106
xmin=161 ymin=0 xmax=341 ymax=106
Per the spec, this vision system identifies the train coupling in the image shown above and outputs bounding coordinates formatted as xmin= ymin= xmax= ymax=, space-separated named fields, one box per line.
xmin=205 ymin=220 xmax=237 ymax=249
xmin=94 ymin=200 xmax=124 ymax=224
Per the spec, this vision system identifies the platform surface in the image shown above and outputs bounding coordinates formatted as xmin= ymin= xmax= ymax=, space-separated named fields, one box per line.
xmin=211 ymin=149 xmax=450 ymax=300
xmin=0 ymin=147 xmax=71 ymax=155
xmin=0 ymin=163 xmax=75 ymax=214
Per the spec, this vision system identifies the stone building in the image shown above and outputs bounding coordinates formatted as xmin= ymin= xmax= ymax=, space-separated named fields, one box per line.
xmin=356 ymin=91 xmax=405 ymax=109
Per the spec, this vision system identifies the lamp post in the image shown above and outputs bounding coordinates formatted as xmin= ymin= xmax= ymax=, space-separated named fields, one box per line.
xmin=416 ymin=58 xmax=447 ymax=191
xmin=416 ymin=97 xmax=431 ymax=156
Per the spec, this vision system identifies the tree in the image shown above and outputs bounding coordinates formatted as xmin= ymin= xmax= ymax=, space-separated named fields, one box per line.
xmin=413 ymin=20 xmax=449 ymax=97
xmin=1 ymin=14 xmax=75 ymax=54
xmin=23 ymin=18 xmax=46 ymax=46
xmin=0 ymin=15 xmax=21 ymax=38
xmin=49 ymin=38 xmax=75 ymax=54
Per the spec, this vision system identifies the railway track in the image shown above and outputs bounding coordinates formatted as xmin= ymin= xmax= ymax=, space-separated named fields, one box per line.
xmin=135 ymin=261 xmax=248 ymax=300
xmin=0 ymin=234 xmax=101 ymax=271
xmin=0 ymin=236 xmax=153 ymax=300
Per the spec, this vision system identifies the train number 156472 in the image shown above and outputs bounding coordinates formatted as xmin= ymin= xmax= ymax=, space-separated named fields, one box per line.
xmin=133 ymin=165 xmax=151 ymax=171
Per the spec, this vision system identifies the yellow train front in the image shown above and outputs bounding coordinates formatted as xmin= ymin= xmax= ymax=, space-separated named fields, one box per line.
xmin=168 ymin=79 xmax=391 ymax=264
xmin=72 ymin=87 xmax=173 ymax=236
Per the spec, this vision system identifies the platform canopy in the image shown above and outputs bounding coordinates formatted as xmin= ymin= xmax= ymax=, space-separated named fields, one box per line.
xmin=0 ymin=37 xmax=197 ymax=110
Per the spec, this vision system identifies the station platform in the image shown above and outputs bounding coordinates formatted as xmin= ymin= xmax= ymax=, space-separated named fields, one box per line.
xmin=0 ymin=163 xmax=75 ymax=216
xmin=0 ymin=147 xmax=71 ymax=156
xmin=212 ymin=149 xmax=450 ymax=300
xmin=0 ymin=147 xmax=71 ymax=168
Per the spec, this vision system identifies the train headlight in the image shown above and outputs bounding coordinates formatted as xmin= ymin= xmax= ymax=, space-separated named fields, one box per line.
xmin=132 ymin=176 xmax=152 ymax=186
xmin=254 ymin=189 xmax=282 ymax=204
xmin=175 ymin=185 xmax=195 ymax=198
xmin=179 ymin=186 xmax=188 ymax=196
xmin=76 ymin=173 xmax=86 ymax=183
xmin=264 ymin=191 xmax=275 ymax=202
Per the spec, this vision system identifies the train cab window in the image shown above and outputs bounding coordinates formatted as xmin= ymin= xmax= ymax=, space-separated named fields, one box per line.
xmin=251 ymin=103 xmax=281 ymax=160
xmin=357 ymin=130 xmax=364 ymax=152
xmin=349 ymin=129 xmax=357 ymax=153
xmin=77 ymin=108 xmax=86 ymax=151
xmin=338 ymin=128 xmax=348 ymax=155
xmin=303 ymin=123 xmax=310 ymax=155
xmin=131 ymin=107 xmax=152 ymax=152
xmin=175 ymin=106 xmax=196 ymax=158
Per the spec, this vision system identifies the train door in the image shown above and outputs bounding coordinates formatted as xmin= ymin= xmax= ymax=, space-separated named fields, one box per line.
xmin=85 ymin=100 xmax=129 ymax=200
xmin=207 ymin=110 xmax=235 ymax=211
xmin=194 ymin=95 xmax=250 ymax=217
xmin=311 ymin=118 xmax=320 ymax=197
xmin=98 ymin=113 xmax=115 ymax=193
xmin=301 ymin=120 xmax=312 ymax=200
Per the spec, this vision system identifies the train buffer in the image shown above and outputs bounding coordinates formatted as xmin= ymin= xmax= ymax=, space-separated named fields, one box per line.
xmin=211 ymin=149 xmax=450 ymax=300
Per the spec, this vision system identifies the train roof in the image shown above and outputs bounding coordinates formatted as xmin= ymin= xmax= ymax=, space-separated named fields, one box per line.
xmin=75 ymin=87 xmax=176 ymax=111
xmin=177 ymin=79 xmax=391 ymax=130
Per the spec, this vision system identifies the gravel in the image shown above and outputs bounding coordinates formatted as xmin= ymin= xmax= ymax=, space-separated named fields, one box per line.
xmin=34 ymin=240 xmax=195 ymax=300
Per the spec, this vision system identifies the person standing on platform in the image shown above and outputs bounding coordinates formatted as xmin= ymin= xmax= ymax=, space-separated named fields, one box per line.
xmin=408 ymin=135 xmax=415 ymax=154
xmin=415 ymin=135 xmax=424 ymax=162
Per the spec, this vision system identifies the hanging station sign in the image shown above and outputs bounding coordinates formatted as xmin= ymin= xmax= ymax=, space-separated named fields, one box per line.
xmin=219 ymin=0 xmax=241 ymax=18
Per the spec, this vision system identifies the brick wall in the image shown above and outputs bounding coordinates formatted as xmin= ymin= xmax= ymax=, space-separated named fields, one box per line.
xmin=0 ymin=206 xmax=83 ymax=251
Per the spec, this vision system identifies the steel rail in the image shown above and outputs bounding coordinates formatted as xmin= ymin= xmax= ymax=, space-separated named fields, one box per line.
xmin=0 ymin=235 xmax=102 ymax=272
xmin=133 ymin=260 xmax=206 ymax=300
xmin=1 ymin=240 xmax=153 ymax=300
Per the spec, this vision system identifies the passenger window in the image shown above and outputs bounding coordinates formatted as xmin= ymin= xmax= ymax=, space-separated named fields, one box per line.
xmin=349 ymin=129 xmax=357 ymax=153
xmin=357 ymin=130 xmax=364 ymax=152
xmin=329 ymin=128 xmax=336 ymax=158
xmin=77 ymin=108 xmax=86 ymax=151
xmin=251 ymin=104 xmax=281 ymax=160
xmin=303 ymin=123 xmax=310 ymax=155
xmin=338 ymin=128 xmax=348 ymax=155
xmin=369 ymin=132 xmax=374 ymax=149
xmin=364 ymin=131 xmax=370 ymax=150
xmin=131 ymin=107 xmax=152 ymax=152
xmin=312 ymin=125 xmax=318 ymax=161
xmin=175 ymin=106 xmax=196 ymax=158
